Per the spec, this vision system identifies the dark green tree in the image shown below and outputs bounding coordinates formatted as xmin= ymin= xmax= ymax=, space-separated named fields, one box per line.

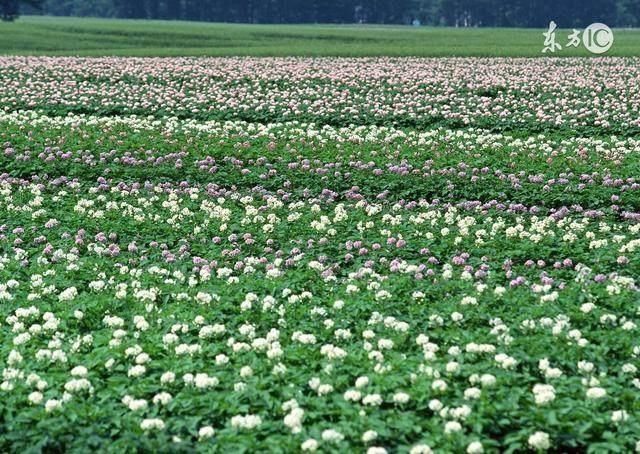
xmin=29 ymin=0 xmax=640 ymax=27
xmin=1 ymin=0 xmax=45 ymax=20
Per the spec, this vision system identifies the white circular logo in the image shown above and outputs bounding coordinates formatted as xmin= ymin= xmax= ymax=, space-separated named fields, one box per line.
xmin=582 ymin=23 xmax=613 ymax=54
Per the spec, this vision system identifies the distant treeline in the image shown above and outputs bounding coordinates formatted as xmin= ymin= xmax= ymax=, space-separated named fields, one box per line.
xmin=15 ymin=0 xmax=640 ymax=27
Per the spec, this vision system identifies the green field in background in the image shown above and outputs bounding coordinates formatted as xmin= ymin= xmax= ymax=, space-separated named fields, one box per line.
xmin=0 ymin=15 xmax=638 ymax=57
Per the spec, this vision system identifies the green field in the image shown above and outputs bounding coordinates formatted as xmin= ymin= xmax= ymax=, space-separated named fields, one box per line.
xmin=2 ymin=11 xmax=640 ymax=454
xmin=1 ymin=15 xmax=639 ymax=56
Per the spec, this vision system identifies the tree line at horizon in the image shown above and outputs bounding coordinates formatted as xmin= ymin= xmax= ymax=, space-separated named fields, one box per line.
xmin=4 ymin=0 xmax=640 ymax=27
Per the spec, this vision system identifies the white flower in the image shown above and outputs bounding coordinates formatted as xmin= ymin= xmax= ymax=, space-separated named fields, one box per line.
xmin=344 ymin=390 xmax=362 ymax=401
xmin=464 ymin=387 xmax=481 ymax=400
xmin=64 ymin=378 xmax=93 ymax=394
xmin=544 ymin=368 xmax=563 ymax=379
xmin=308 ymin=377 xmax=321 ymax=390
xmin=321 ymin=429 xmax=344 ymax=443
xmin=446 ymin=361 xmax=459 ymax=373
xmin=284 ymin=408 xmax=304 ymax=433
xmin=444 ymin=421 xmax=462 ymax=433
xmin=317 ymin=384 xmax=334 ymax=395
xmin=393 ymin=392 xmax=410 ymax=404
xmin=494 ymin=353 xmax=517 ymax=369
xmin=362 ymin=430 xmax=378 ymax=442
xmin=301 ymin=439 xmax=319 ymax=451
xmin=532 ymin=384 xmax=555 ymax=405
xmin=194 ymin=373 xmax=219 ymax=389
xmin=494 ymin=286 xmax=506 ymax=296
xmin=611 ymin=410 xmax=628 ymax=423
xmin=198 ymin=426 xmax=215 ymax=440
xmin=231 ymin=414 xmax=262 ymax=430
xmin=161 ymin=371 xmax=175 ymax=384
xmin=216 ymin=354 xmax=229 ymax=365
xmin=480 ymin=374 xmax=496 ymax=387
xmin=622 ymin=363 xmax=637 ymax=374
xmin=124 ymin=397 xmax=148 ymax=411
xmin=378 ymin=339 xmax=394 ymax=350
xmin=528 ymin=431 xmax=550 ymax=450
xmin=135 ymin=353 xmax=150 ymax=364
xmin=140 ymin=418 xmax=165 ymax=431
xmin=432 ymin=379 xmax=447 ymax=392
xmin=28 ymin=391 xmax=43 ymax=404
xmin=153 ymin=392 xmax=172 ymax=406
xmin=362 ymin=393 xmax=383 ymax=406
xmin=586 ymin=387 xmax=606 ymax=399
xmin=13 ymin=333 xmax=30 ymax=346
xmin=70 ymin=365 xmax=88 ymax=377
xmin=461 ymin=296 xmax=477 ymax=306
xmin=578 ymin=361 xmax=594 ymax=373
xmin=467 ymin=441 xmax=484 ymax=454
xmin=320 ymin=344 xmax=347 ymax=360
xmin=103 ymin=315 xmax=124 ymax=327
xmin=428 ymin=399 xmax=443 ymax=411
xmin=45 ymin=399 xmax=62 ymax=412
xmin=127 ymin=365 xmax=146 ymax=377
xmin=58 ymin=287 xmax=78 ymax=301
xmin=410 ymin=445 xmax=433 ymax=454
xmin=7 ymin=350 xmax=22 ymax=365
xmin=367 ymin=448 xmax=387 ymax=454
xmin=580 ymin=303 xmax=596 ymax=313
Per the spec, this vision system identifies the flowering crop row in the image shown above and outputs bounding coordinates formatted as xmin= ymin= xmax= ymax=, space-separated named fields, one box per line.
xmin=1 ymin=57 xmax=640 ymax=134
